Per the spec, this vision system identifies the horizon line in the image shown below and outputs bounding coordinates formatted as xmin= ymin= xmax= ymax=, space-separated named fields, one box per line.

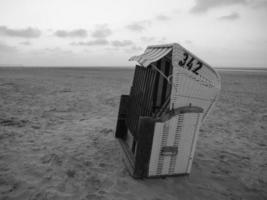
xmin=0 ymin=65 xmax=266 ymax=70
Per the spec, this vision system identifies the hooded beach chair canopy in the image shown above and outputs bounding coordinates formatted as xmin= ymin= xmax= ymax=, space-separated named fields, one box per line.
xmin=129 ymin=43 xmax=221 ymax=121
xmin=129 ymin=44 xmax=173 ymax=67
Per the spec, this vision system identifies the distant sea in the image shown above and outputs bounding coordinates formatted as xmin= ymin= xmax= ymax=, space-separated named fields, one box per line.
xmin=0 ymin=66 xmax=266 ymax=72
xmin=216 ymin=67 xmax=267 ymax=72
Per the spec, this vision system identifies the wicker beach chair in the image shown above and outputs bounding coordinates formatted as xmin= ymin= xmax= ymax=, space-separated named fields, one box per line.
xmin=115 ymin=43 xmax=221 ymax=178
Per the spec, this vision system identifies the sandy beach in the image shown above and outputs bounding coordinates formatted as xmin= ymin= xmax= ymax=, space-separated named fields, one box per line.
xmin=0 ymin=67 xmax=266 ymax=200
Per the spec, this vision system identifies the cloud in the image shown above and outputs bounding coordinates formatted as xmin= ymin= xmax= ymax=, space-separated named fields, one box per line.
xmin=140 ymin=36 xmax=156 ymax=42
xmin=172 ymin=9 xmax=181 ymax=14
xmin=0 ymin=42 xmax=17 ymax=53
xmin=71 ymin=39 xmax=109 ymax=46
xmin=0 ymin=26 xmax=41 ymax=38
xmin=250 ymin=0 xmax=267 ymax=9
xmin=111 ymin=40 xmax=133 ymax=47
xmin=126 ymin=20 xmax=151 ymax=32
xmin=191 ymin=0 xmax=246 ymax=13
xmin=158 ymin=37 xmax=167 ymax=44
xmin=140 ymin=36 xmax=167 ymax=45
xmin=185 ymin=40 xmax=193 ymax=44
xmin=125 ymin=45 xmax=143 ymax=53
xmin=54 ymin=29 xmax=87 ymax=38
xmin=28 ymin=48 xmax=76 ymax=66
xmin=91 ymin=25 xmax=112 ymax=38
xmin=218 ymin=12 xmax=240 ymax=20
xmin=42 ymin=47 xmax=73 ymax=55
xmin=156 ymin=14 xmax=171 ymax=21
xmin=131 ymin=45 xmax=143 ymax=51
xmin=20 ymin=41 xmax=31 ymax=45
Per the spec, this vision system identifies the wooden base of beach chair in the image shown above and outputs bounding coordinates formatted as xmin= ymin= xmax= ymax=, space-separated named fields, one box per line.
xmin=116 ymin=95 xmax=204 ymax=178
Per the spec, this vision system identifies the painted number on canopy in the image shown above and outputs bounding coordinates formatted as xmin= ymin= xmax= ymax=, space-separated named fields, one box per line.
xmin=178 ymin=52 xmax=203 ymax=75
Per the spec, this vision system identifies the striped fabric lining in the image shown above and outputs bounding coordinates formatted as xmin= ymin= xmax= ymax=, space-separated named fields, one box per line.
xmin=129 ymin=47 xmax=172 ymax=67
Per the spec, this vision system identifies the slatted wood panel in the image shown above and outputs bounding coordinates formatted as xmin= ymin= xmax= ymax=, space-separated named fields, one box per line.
xmin=126 ymin=65 xmax=157 ymax=137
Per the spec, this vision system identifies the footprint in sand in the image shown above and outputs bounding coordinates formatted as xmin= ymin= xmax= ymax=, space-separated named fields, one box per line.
xmin=99 ymin=128 xmax=113 ymax=136
xmin=114 ymin=178 xmax=130 ymax=193
xmin=85 ymin=193 xmax=106 ymax=200
xmin=85 ymin=174 xmax=102 ymax=193
xmin=261 ymin=114 xmax=267 ymax=121
xmin=40 ymin=153 xmax=63 ymax=166
xmin=0 ymin=118 xmax=28 ymax=127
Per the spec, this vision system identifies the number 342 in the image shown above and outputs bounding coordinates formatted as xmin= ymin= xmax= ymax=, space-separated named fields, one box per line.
xmin=178 ymin=52 xmax=202 ymax=75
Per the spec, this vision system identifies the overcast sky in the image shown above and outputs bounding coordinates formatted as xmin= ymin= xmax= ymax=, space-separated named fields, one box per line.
xmin=0 ymin=0 xmax=266 ymax=67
